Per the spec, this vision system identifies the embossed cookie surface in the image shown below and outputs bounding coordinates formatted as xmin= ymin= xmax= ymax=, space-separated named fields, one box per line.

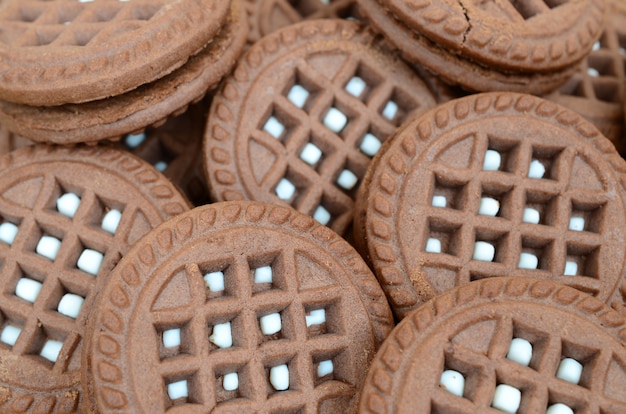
xmin=244 ymin=0 xmax=359 ymax=43
xmin=359 ymin=277 xmax=626 ymax=413
xmin=0 ymin=0 xmax=248 ymax=144
xmin=355 ymin=92 xmax=626 ymax=319
xmin=0 ymin=145 xmax=189 ymax=412
xmin=86 ymin=201 xmax=393 ymax=413
xmin=205 ymin=19 xmax=438 ymax=236
xmin=0 ymin=0 xmax=230 ymax=106
xmin=545 ymin=0 xmax=626 ymax=153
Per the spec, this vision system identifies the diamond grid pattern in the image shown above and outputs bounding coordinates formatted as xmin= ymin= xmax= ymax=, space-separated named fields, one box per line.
xmin=149 ymin=250 xmax=352 ymax=410
xmin=0 ymin=173 xmax=131 ymax=371
xmin=253 ymin=54 xmax=417 ymax=227
xmin=423 ymin=133 xmax=606 ymax=297
xmin=0 ymin=1 xmax=166 ymax=47
xmin=434 ymin=316 xmax=619 ymax=413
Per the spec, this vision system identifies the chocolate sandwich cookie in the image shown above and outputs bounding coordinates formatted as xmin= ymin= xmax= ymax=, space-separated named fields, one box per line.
xmin=544 ymin=0 xmax=626 ymax=154
xmin=0 ymin=0 xmax=248 ymax=145
xmin=84 ymin=200 xmax=393 ymax=413
xmin=0 ymin=145 xmax=189 ymax=412
xmin=244 ymin=0 xmax=360 ymax=44
xmin=0 ymin=0 xmax=229 ymax=106
xmin=0 ymin=123 xmax=31 ymax=155
xmin=115 ymin=101 xmax=211 ymax=206
xmin=204 ymin=19 xmax=439 ymax=236
xmin=357 ymin=0 xmax=606 ymax=94
xmin=355 ymin=92 xmax=626 ymax=320
xmin=360 ymin=277 xmax=626 ymax=413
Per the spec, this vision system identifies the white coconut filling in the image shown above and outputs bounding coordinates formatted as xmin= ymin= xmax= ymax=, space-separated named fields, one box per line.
xmin=568 ymin=217 xmax=585 ymax=232
xmin=270 ymin=364 xmax=290 ymax=391
xmin=483 ymin=150 xmax=501 ymax=171
xmin=564 ymin=261 xmax=578 ymax=276
xmin=0 ymin=222 xmax=18 ymax=245
xmin=317 ymin=360 xmax=333 ymax=377
xmin=425 ymin=238 xmax=442 ymax=253
xmin=313 ymin=205 xmax=331 ymax=225
xmin=518 ymin=252 xmax=539 ymax=270
xmin=506 ymin=338 xmax=532 ymax=366
xmin=204 ymin=271 xmax=225 ymax=291
xmin=102 ymin=209 xmax=122 ymax=234
xmin=275 ymin=178 xmax=295 ymax=200
xmin=381 ymin=100 xmax=398 ymax=120
xmin=336 ymin=169 xmax=358 ymax=190
xmin=528 ymin=160 xmax=546 ymax=179
xmin=473 ymin=241 xmax=495 ymax=262
xmin=305 ymin=309 xmax=326 ymax=327
xmin=57 ymin=293 xmax=85 ymax=319
xmin=287 ymin=84 xmax=309 ymax=108
xmin=254 ymin=266 xmax=272 ymax=284
xmin=323 ymin=107 xmax=347 ymax=133
xmin=300 ymin=143 xmax=322 ymax=165
xmin=360 ymin=133 xmax=381 ymax=157
xmin=547 ymin=403 xmax=574 ymax=414
xmin=522 ymin=208 xmax=540 ymax=224
xmin=491 ymin=384 xmax=521 ymax=413
xmin=556 ymin=358 xmax=583 ymax=384
xmin=260 ymin=313 xmax=282 ymax=335
xmin=479 ymin=197 xmax=500 ymax=216
xmin=439 ymin=370 xmax=465 ymax=397
xmin=163 ymin=328 xmax=181 ymax=348
xmin=345 ymin=76 xmax=366 ymax=97
xmin=431 ymin=195 xmax=447 ymax=208
xmin=56 ymin=193 xmax=81 ymax=218
xmin=167 ymin=380 xmax=188 ymax=400
xmin=36 ymin=236 xmax=62 ymax=261
xmin=209 ymin=322 xmax=232 ymax=348
xmin=77 ymin=249 xmax=104 ymax=276
xmin=40 ymin=339 xmax=63 ymax=362
xmin=16 ymin=278 xmax=43 ymax=303
xmin=223 ymin=372 xmax=239 ymax=391
xmin=0 ymin=325 xmax=21 ymax=346
xmin=124 ymin=132 xmax=146 ymax=148
xmin=264 ymin=116 xmax=285 ymax=139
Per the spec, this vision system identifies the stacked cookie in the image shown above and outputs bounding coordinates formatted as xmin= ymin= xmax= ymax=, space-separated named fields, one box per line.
xmin=0 ymin=0 xmax=247 ymax=144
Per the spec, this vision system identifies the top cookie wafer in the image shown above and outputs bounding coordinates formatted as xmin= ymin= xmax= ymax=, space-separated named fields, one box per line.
xmin=0 ymin=0 xmax=230 ymax=106
xmin=354 ymin=92 xmax=626 ymax=320
xmin=84 ymin=201 xmax=393 ymax=413
xmin=359 ymin=277 xmax=626 ymax=413
xmin=381 ymin=0 xmax=606 ymax=73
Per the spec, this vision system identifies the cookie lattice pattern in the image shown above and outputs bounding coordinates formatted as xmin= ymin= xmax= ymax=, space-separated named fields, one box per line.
xmin=422 ymin=131 xmax=610 ymax=297
xmin=0 ymin=174 xmax=132 ymax=372
xmin=0 ymin=1 xmax=166 ymax=48
xmin=151 ymin=250 xmax=353 ymax=410
xmin=436 ymin=315 xmax=626 ymax=412
xmin=255 ymin=55 xmax=420 ymax=230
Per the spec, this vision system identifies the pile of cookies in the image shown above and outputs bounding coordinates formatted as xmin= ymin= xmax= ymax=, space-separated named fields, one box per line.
xmin=1 ymin=0 xmax=626 ymax=413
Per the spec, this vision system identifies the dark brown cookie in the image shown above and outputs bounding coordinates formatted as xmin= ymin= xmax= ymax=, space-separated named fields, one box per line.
xmin=0 ymin=0 xmax=248 ymax=145
xmin=0 ymin=145 xmax=190 ymax=412
xmin=357 ymin=0 xmax=606 ymax=94
xmin=244 ymin=0 xmax=360 ymax=44
xmin=0 ymin=0 xmax=230 ymax=106
xmin=84 ymin=201 xmax=393 ymax=413
xmin=360 ymin=277 xmax=626 ymax=413
xmin=204 ymin=19 xmax=439 ymax=236
xmin=355 ymin=92 xmax=626 ymax=320
xmin=544 ymin=0 xmax=626 ymax=154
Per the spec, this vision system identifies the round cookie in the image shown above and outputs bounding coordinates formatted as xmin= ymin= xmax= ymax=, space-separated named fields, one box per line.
xmin=544 ymin=0 xmax=626 ymax=155
xmin=244 ymin=0 xmax=360 ymax=44
xmin=355 ymin=92 xmax=626 ymax=320
xmin=84 ymin=200 xmax=393 ymax=413
xmin=0 ymin=145 xmax=190 ymax=412
xmin=356 ymin=0 xmax=605 ymax=93
xmin=359 ymin=277 xmax=626 ymax=413
xmin=0 ymin=0 xmax=229 ymax=106
xmin=0 ymin=0 xmax=248 ymax=145
xmin=204 ymin=19 xmax=439 ymax=236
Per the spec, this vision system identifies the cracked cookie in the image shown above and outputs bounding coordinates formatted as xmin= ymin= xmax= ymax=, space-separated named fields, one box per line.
xmin=356 ymin=0 xmax=607 ymax=94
